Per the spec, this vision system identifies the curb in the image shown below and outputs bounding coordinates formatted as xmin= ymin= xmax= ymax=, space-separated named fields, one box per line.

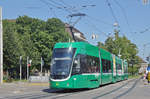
xmin=27 ymin=83 xmax=49 ymax=86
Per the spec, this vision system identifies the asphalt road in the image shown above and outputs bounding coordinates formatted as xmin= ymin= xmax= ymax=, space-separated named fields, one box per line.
xmin=0 ymin=78 xmax=150 ymax=99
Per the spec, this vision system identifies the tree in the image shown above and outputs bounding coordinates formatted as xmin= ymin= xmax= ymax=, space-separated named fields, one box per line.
xmin=97 ymin=30 xmax=139 ymax=75
xmin=3 ymin=16 xmax=71 ymax=79
xmin=104 ymin=31 xmax=138 ymax=61
xmin=97 ymin=42 xmax=107 ymax=50
xmin=3 ymin=20 xmax=25 ymax=78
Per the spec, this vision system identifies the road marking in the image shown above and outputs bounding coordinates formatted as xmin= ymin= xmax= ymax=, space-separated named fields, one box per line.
xmin=13 ymin=90 xmax=21 ymax=94
xmin=122 ymin=86 xmax=129 ymax=89
xmin=92 ymin=79 xmax=136 ymax=99
xmin=44 ymin=94 xmax=70 ymax=99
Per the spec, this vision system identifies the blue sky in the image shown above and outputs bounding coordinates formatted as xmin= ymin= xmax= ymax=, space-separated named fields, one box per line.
xmin=0 ymin=0 xmax=150 ymax=60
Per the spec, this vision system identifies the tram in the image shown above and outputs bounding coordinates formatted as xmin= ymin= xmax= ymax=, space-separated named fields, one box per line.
xmin=50 ymin=42 xmax=128 ymax=89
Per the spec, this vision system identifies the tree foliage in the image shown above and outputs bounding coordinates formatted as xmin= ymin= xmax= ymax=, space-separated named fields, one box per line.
xmin=3 ymin=16 xmax=71 ymax=79
xmin=98 ymin=31 xmax=138 ymax=60
xmin=98 ymin=30 xmax=140 ymax=75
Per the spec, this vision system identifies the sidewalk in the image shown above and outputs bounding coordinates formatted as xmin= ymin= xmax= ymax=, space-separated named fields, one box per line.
xmin=0 ymin=82 xmax=49 ymax=95
xmin=0 ymin=81 xmax=49 ymax=86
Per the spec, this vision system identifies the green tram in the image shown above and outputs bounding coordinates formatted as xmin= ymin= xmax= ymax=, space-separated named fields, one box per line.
xmin=50 ymin=42 xmax=128 ymax=89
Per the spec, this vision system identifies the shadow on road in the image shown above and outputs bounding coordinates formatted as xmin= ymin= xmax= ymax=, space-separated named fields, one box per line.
xmin=43 ymin=88 xmax=91 ymax=94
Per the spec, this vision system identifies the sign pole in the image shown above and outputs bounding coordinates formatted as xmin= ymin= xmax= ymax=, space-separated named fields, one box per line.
xmin=0 ymin=7 xmax=3 ymax=84
xmin=41 ymin=57 xmax=43 ymax=75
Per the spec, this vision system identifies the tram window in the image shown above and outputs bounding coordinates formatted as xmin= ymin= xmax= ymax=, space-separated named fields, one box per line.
xmin=94 ymin=57 xmax=100 ymax=73
xmin=116 ymin=63 xmax=122 ymax=70
xmin=72 ymin=55 xmax=81 ymax=75
xmin=124 ymin=65 xmax=128 ymax=73
xmin=87 ymin=56 xmax=100 ymax=73
xmin=102 ymin=59 xmax=111 ymax=73
xmin=74 ymin=54 xmax=100 ymax=74
xmin=80 ymin=54 xmax=88 ymax=73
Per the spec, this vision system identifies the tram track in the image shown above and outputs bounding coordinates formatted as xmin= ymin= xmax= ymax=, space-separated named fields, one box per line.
xmin=49 ymin=78 xmax=138 ymax=99
xmin=0 ymin=78 xmax=140 ymax=99
xmin=33 ymin=79 xmax=138 ymax=99
xmin=93 ymin=77 xmax=141 ymax=99
xmin=0 ymin=88 xmax=84 ymax=99
xmin=0 ymin=90 xmax=58 ymax=99
xmin=112 ymin=77 xmax=141 ymax=99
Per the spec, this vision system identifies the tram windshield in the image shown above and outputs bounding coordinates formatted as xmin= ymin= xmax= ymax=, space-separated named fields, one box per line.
xmin=50 ymin=48 xmax=76 ymax=80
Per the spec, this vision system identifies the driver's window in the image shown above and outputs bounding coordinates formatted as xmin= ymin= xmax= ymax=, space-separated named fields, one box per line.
xmin=72 ymin=55 xmax=80 ymax=75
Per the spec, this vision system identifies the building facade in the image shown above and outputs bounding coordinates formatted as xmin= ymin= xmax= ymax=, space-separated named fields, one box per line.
xmin=65 ymin=23 xmax=87 ymax=42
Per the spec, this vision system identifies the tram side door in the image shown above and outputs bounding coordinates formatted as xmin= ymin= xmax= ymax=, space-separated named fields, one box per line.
xmin=99 ymin=50 xmax=102 ymax=85
xmin=113 ymin=55 xmax=117 ymax=82
xmin=122 ymin=61 xmax=124 ymax=79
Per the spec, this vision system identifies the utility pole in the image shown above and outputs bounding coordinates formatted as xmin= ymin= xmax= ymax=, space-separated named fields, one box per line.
xmin=132 ymin=61 xmax=134 ymax=76
xmin=143 ymin=43 xmax=150 ymax=60
xmin=0 ymin=7 xmax=3 ymax=84
xmin=20 ymin=56 xmax=22 ymax=81
xmin=118 ymin=48 xmax=122 ymax=58
xmin=27 ymin=56 xmax=29 ymax=80
xmin=143 ymin=44 xmax=146 ymax=59
xmin=41 ymin=57 xmax=44 ymax=75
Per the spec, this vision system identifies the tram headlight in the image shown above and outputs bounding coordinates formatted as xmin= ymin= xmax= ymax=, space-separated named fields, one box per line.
xmin=56 ymin=83 xmax=59 ymax=86
xmin=73 ymin=78 xmax=76 ymax=80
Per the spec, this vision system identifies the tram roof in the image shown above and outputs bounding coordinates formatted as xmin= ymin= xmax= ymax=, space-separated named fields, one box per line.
xmin=54 ymin=42 xmax=126 ymax=62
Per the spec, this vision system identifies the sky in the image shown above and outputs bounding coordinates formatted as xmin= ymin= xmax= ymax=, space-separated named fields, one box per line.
xmin=0 ymin=0 xmax=150 ymax=60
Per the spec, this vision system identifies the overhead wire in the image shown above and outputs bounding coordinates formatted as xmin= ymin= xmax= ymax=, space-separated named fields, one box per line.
xmin=40 ymin=0 xmax=59 ymax=9
xmin=47 ymin=0 xmax=72 ymax=13
xmin=86 ymin=15 xmax=114 ymax=27
xmin=59 ymin=0 xmax=72 ymax=7
xmin=58 ymin=0 xmax=79 ymax=12
xmin=113 ymin=0 xmax=136 ymax=42
xmin=137 ymin=26 xmax=150 ymax=34
xmin=114 ymin=0 xmax=132 ymax=33
xmin=72 ymin=5 xmax=96 ymax=12
xmin=84 ymin=17 xmax=110 ymax=38
xmin=40 ymin=0 xmax=112 ymax=38
xmin=106 ymin=0 xmax=130 ymax=37
xmin=57 ymin=0 xmax=96 ymax=13
xmin=106 ymin=0 xmax=119 ymax=26
xmin=40 ymin=0 xmax=58 ymax=18
xmin=25 ymin=6 xmax=42 ymax=9
xmin=113 ymin=0 xmax=150 ymax=44
xmin=48 ymin=0 xmax=66 ymax=7
xmin=81 ymin=17 xmax=112 ymax=46
xmin=40 ymin=0 xmax=73 ymax=15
